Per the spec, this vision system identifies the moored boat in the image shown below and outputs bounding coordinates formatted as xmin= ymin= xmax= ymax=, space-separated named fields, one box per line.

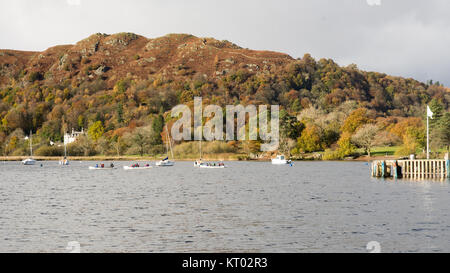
xmin=89 ymin=163 xmax=116 ymax=170
xmin=22 ymin=158 xmax=37 ymax=166
xmin=271 ymin=155 xmax=292 ymax=165
xmin=59 ymin=143 xmax=69 ymax=166
xmin=22 ymin=131 xmax=36 ymax=166
xmin=194 ymin=160 xmax=226 ymax=169
xmin=123 ymin=163 xmax=153 ymax=170
xmin=156 ymin=124 xmax=175 ymax=167
xmin=156 ymin=159 xmax=175 ymax=167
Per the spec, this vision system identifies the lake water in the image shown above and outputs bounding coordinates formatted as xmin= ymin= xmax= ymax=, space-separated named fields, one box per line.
xmin=0 ymin=161 xmax=449 ymax=253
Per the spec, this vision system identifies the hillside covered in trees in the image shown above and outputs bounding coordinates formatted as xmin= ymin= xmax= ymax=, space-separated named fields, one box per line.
xmin=0 ymin=33 xmax=449 ymax=159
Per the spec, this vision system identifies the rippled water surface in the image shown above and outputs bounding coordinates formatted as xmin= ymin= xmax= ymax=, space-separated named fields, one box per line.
xmin=0 ymin=161 xmax=449 ymax=253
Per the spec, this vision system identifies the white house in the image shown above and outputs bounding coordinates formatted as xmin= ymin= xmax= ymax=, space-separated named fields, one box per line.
xmin=64 ymin=128 xmax=85 ymax=145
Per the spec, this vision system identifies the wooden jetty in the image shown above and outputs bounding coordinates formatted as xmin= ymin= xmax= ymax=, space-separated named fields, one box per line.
xmin=371 ymin=155 xmax=450 ymax=179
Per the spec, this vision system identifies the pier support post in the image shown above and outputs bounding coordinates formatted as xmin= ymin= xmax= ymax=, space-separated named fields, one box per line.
xmin=393 ymin=161 xmax=398 ymax=179
xmin=446 ymin=160 xmax=449 ymax=179
xmin=433 ymin=160 xmax=436 ymax=179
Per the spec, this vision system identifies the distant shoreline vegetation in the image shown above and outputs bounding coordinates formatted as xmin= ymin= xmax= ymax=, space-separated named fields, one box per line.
xmin=0 ymin=33 xmax=449 ymax=159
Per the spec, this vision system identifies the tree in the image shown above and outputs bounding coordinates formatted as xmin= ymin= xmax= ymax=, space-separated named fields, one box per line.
xmin=150 ymin=114 xmax=164 ymax=145
xmin=432 ymin=112 xmax=450 ymax=152
xmin=297 ymin=124 xmax=323 ymax=153
xmin=112 ymin=135 xmax=125 ymax=156
xmin=125 ymin=126 xmax=152 ymax=156
xmin=341 ymin=108 xmax=370 ymax=134
xmin=352 ymin=124 xmax=379 ymax=157
xmin=429 ymin=98 xmax=444 ymax=129
xmin=116 ymin=102 xmax=124 ymax=124
xmin=396 ymin=126 xmax=426 ymax=156
xmin=337 ymin=132 xmax=356 ymax=157
xmin=88 ymin=121 xmax=104 ymax=141
xmin=96 ymin=137 xmax=110 ymax=155
xmin=280 ymin=110 xmax=304 ymax=140
xmin=77 ymin=135 xmax=94 ymax=156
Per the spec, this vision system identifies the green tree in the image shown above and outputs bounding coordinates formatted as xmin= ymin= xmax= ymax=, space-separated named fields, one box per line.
xmin=432 ymin=112 xmax=450 ymax=152
xmin=337 ymin=132 xmax=356 ymax=157
xmin=151 ymin=114 xmax=164 ymax=145
xmin=429 ymin=99 xmax=444 ymax=129
xmin=127 ymin=127 xmax=152 ymax=156
xmin=116 ymin=102 xmax=124 ymax=124
xmin=297 ymin=124 xmax=323 ymax=153
xmin=88 ymin=121 xmax=104 ymax=141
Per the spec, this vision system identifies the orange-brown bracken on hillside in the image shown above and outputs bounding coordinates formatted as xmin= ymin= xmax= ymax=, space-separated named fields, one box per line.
xmin=0 ymin=33 xmax=449 ymax=159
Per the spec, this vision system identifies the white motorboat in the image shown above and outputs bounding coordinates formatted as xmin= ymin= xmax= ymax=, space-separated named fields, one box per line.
xmin=22 ymin=131 xmax=36 ymax=165
xmin=271 ymin=155 xmax=292 ymax=165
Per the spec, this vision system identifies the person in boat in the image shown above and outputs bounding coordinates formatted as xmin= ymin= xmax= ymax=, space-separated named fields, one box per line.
xmin=95 ymin=164 xmax=99 ymax=168
xmin=146 ymin=164 xmax=150 ymax=167
xmin=110 ymin=163 xmax=114 ymax=168
xmin=101 ymin=163 xmax=105 ymax=168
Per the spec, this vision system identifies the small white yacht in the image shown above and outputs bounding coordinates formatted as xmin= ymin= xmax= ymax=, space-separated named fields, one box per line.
xmin=59 ymin=143 xmax=69 ymax=166
xmin=22 ymin=158 xmax=37 ymax=165
xmin=271 ymin=155 xmax=292 ymax=165
xmin=156 ymin=158 xmax=175 ymax=167
xmin=22 ymin=132 xmax=36 ymax=166
xmin=156 ymin=124 xmax=175 ymax=167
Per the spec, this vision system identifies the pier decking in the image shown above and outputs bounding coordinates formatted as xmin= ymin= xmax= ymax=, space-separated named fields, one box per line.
xmin=371 ymin=158 xmax=450 ymax=179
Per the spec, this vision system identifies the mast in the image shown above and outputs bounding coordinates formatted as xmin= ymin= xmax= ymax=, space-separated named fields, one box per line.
xmin=165 ymin=126 xmax=169 ymax=157
xmin=164 ymin=124 xmax=175 ymax=159
xmin=167 ymin=125 xmax=174 ymax=159
xmin=427 ymin=113 xmax=430 ymax=160
xmin=200 ymin=133 xmax=202 ymax=159
xmin=29 ymin=131 xmax=33 ymax=158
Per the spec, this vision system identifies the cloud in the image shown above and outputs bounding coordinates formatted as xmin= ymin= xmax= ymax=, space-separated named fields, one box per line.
xmin=67 ymin=0 xmax=81 ymax=6
xmin=366 ymin=0 xmax=381 ymax=6
xmin=1 ymin=0 xmax=449 ymax=86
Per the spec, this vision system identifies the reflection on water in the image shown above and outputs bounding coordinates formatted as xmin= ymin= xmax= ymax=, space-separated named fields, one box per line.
xmin=0 ymin=161 xmax=449 ymax=253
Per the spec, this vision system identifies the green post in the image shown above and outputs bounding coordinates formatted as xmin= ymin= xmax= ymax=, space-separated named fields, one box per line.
xmin=393 ymin=161 xmax=398 ymax=179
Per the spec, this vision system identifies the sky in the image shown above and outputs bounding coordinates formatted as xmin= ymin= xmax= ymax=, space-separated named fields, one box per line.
xmin=1 ymin=0 xmax=450 ymax=86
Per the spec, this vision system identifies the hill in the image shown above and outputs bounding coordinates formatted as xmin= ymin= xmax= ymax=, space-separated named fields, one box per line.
xmin=0 ymin=33 xmax=449 ymax=159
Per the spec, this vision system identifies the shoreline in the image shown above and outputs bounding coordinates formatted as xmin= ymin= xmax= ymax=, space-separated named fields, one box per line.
xmin=0 ymin=155 xmax=398 ymax=162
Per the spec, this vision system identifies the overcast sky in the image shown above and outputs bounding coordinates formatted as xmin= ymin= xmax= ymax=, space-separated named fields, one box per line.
xmin=1 ymin=0 xmax=450 ymax=86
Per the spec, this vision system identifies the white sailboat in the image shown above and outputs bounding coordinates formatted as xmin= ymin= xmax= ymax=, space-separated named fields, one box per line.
xmin=156 ymin=124 xmax=175 ymax=167
xmin=22 ymin=131 xmax=36 ymax=166
xmin=59 ymin=143 xmax=69 ymax=166
xmin=193 ymin=130 xmax=226 ymax=169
